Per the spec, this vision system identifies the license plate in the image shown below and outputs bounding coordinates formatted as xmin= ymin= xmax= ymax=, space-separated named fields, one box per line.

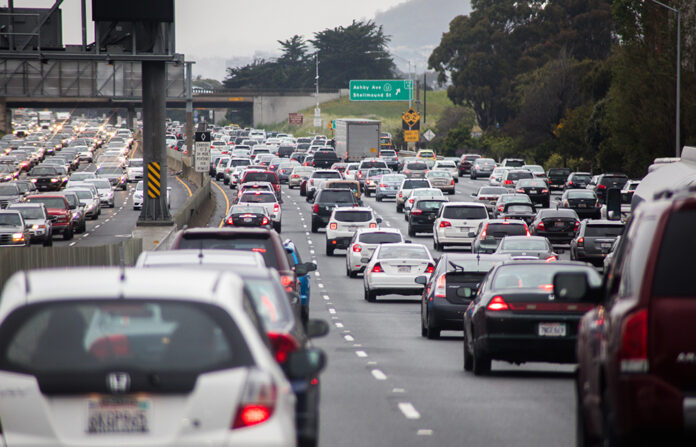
xmin=349 ymin=225 xmax=359 ymax=231
xmin=601 ymin=243 xmax=612 ymax=249
xmin=398 ymin=266 xmax=410 ymax=273
xmin=554 ymin=221 xmax=565 ymax=228
xmin=243 ymin=218 xmax=252 ymax=223
xmin=538 ymin=323 xmax=566 ymax=337
xmin=530 ymin=189 xmax=537 ymax=194
xmin=578 ymin=203 xmax=587 ymax=208
xmin=87 ymin=397 xmax=151 ymax=434
xmin=459 ymin=227 xmax=470 ymax=232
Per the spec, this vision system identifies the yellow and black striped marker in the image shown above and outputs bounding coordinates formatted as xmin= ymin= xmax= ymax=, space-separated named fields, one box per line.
xmin=147 ymin=162 xmax=161 ymax=198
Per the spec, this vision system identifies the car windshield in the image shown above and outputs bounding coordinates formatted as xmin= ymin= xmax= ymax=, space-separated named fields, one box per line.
xmin=585 ymin=225 xmax=624 ymax=237
xmin=334 ymin=210 xmax=372 ymax=222
xmin=403 ymin=180 xmax=429 ymax=189
xmin=500 ymin=239 xmax=549 ymax=251
xmin=517 ymin=180 xmax=545 ymax=188
xmin=318 ymin=191 xmax=354 ymax=203
xmin=600 ymin=176 xmax=628 ymax=188
xmin=378 ymin=245 xmax=429 ymax=260
xmin=368 ymin=169 xmax=390 ymax=176
xmin=30 ymin=167 xmax=58 ymax=176
xmin=380 ymin=151 xmax=396 ymax=157
xmin=26 ymin=197 xmax=66 ymax=209
xmin=443 ymin=206 xmax=488 ymax=219
xmin=240 ymin=193 xmax=276 ymax=203
xmin=177 ymin=235 xmax=279 ymax=268
xmin=0 ymin=213 xmax=21 ymax=226
xmin=358 ymin=232 xmax=402 ymax=244
xmin=12 ymin=207 xmax=44 ymax=219
xmin=492 ymin=264 xmax=601 ymax=291
xmin=414 ymin=189 xmax=442 ymax=197
xmin=572 ymin=174 xmax=591 ymax=181
xmin=416 ymin=200 xmax=446 ymax=211
xmin=0 ymin=301 xmax=250 ymax=374
xmin=0 ymin=184 xmax=19 ymax=195
xmin=568 ymin=191 xmax=596 ymax=199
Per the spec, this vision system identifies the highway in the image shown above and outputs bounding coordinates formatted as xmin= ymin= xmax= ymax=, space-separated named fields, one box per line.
xmin=209 ymin=175 xmax=576 ymax=446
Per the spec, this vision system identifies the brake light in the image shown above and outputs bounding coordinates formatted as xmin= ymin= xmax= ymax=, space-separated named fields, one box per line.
xmin=480 ymin=224 xmax=488 ymax=238
xmin=545 ymin=255 xmax=557 ymax=262
xmin=291 ymin=174 xmax=299 ymax=178
xmin=371 ymin=263 xmax=383 ymax=273
xmin=568 ymin=181 xmax=573 ymax=185
xmin=369 ymin=222 xmax=377 ymax=228
xmin=261 ymin=217 xmax=269 ymax=225
xmin=439 ymin=220 xmax=451 ymax=228
xmin=273 ymin=203 xmax=280 ymax=213
xmin=526 ymin=226 xmax=531 ymax=236
xmin=267 ymin=332 xmax=300 ymax=364
xmin=596 ymin=201 xmax=602 ymax=208
xmin=597 ymin=184 xmax=607 ymax=190
xmin=313 ymin=204 xmax=319 ymax=213
xmin=231 ymin=370 xmax=277 ymax=429
xmin=541 ymin=189 xmax=548 ymax=193
xmin=574 ymin=220 xmax=580 ymax=232
xmin=487 ymin=296 xmax=509 ymax=311
xmin=329 ymin=222 xmax=337 ymax=230
xmin=398 ymin=192 xmax=403 ymax=198
xmin=226 ymin=217 xmax=234 ymax=225
xmin=577 ymin=237 xmax=584 ymax=247
xmin=498 ymin=205 xmax=504 ymax=212
xmin=352 ymin=244 xmax=362 ymax=253
xmin=409 ymin=198 xmax=415 ymax=204
xmin=280 ymin=275 xmax=294 ymax=292
xmin=434 ymin=275 xmax=446 ymax=298
xmin=619 ymin=309 xmax=648 ymax=373
xmin=411 ymin=209 xmax=422 ymax=215
xmin=451 ymin=179 xmax=455 ymax=185
xmin=503 ymin=180 xmax=513 ymax=185
xmin=425 ymin=264 xmax=435 ymax=274
xmin=516 ymin=188 xmax=524 ymax=193
xmin=537 ymin=222 xmax=545 ymax=231
xmin=379 ymin=183 xmax=387 ymax=188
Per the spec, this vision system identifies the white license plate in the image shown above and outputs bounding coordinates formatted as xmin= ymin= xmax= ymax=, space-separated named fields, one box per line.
xmin=398 ymin=266 xmax=410 ymax=273
xmin=601 ymin=243 xmax=612 ymax=249
xmin=578 ymin=203 xmax=587 ymax=208
xmin=530 ymin=189 xmax=537 ymax=194
xmin=243 ymin=218 xmax=252 ymax=223
xmin=459 ymin=227 xmax=470 ymax=232
xmin=348 ymin=225 xmax=359 ymax=231
xmin=87 ymin=397 xmax=151 ymax=434
xmin=554 ymin=221 xmax=565 ymax=227
xmin=538 ymin=323 xmax=566 ymax=337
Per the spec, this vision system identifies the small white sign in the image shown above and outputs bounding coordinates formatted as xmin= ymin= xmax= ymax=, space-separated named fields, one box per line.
xmin=423 ymin=129 xmax=436 ymax=141
xmin=194 ymin=142 xmax=210 ymax=172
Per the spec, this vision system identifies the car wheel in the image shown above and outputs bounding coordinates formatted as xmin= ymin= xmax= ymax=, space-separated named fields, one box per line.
xmin=425 ymin=316 xmax=440 ymax=340
xmin=365 ymin=190 xmax=370 ymax=197
xmin=449 ymin=189 xmax=455 ymax=195
xmin=404 ymin=213 xmax=408 ymax=222
xmin=471 ymin=173 xmax=476 ymax=180
xmin=601 ymin=387 xmax=623 ymax=447
xmin=396 ymin=204 xmax=403 ymax=213
xmin=63 ymin=226 xmax=73 ymax=241
xmin=326 ymin=242 xmax=334 ymax=256
xmin=288 ymin=185 xmax=294 ymax=189
xmin=300 ymin=189 xmax=306 ymax=197
xmin=43 ymin=236 xmax=53 ymax=247
xmin=91 ymin=213 xmax=98 ymax=220
xmin=110 ymin=202 xmax=115 ymax=208
xmin=408 ymin=225 xmax=415 ymax=237
xmin=472 ymin=345 xmax=491 ymax=376
xmin=434 ymin=240 xmax=441 ymax=251
xmin=463 ymin=332 xmax=474 ymax=371
xmin=376 ymin=195 xmax=382 ymax=202
xmin=364 ymin=287 xmax=376 ymax=302
xmin=275 ymin=223 xmax=282 ymax=233
xmin=420 ymin=305 xmax=428 ymax=337
xmin=575 ymin=382 xmax=594 ymax=447
xmin=80 ymin=221 xmax=87 ymax=233
xmin=311 ymin=221 xmax=319 ymax=233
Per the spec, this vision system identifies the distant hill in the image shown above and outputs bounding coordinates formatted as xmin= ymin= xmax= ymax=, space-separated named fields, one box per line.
xmin=375 ymin=0 xmax=471 ymax=72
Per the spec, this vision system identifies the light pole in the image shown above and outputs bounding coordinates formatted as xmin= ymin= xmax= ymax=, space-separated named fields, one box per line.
xmin=651 ymin=0 xmax=681 ymax=157
xmin=314 ymin=53 xmax=321 ymax=128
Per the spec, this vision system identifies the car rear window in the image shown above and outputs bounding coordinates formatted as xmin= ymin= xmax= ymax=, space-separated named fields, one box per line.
xmin=359 ymin=232 xmax=402 ymax=244
xmin=416 ymin=200 xmax=446 ymax=211
xmin=26 ymin=197 xmax=67 ymax=209
xmin=584 ymin=225 xmax=624 ymax=237
xmin=407 ymin=162 xmax=428 ymax=170
xmin=334 ymin=210 xmax=372 ymax=222
xmin=240 ymin=193 xmax=276 ymax=203
xmin=653 ymin=210 xmax=696 ymax=297
xmin=379 ymin=246 xmax=429 ymax=260
xmin=313 ymin=171 xmax=342 ymax=179
xmin=500 ymin=239 xmax=548 ymax=251
xmin=549 ymin=168 xmax=571 ymax=175
xmin=360 ymin=161 xmax=387 ymax=169
xmin=505 ymin=204 xmax=534 ymax=213
xmin=0 ymin=301 xmax=252 ymax=375
xmin=443 ymin=206 xmax=487 ymax=219
xmin=486 ymin=223 xmax=527 ymax=237
xmin=507 ymin=171 xmax=533 ymax=180
xmin=492 ymin=264 xmax=600 ymax=292
xmin=568 ymin=191 xmax=597 ymax=199
xmin=245 ymin=279 xmax=293 ymax=331
xmin=177 ymin=235 xmax=279 ymax=268
xmin=318 ymin=191 xmax=354 ymax=203
xmin=403 ymin=180 xmax=429 ymax=189
xmin=243 ymin=172 xmax=278 ymax=184
xmin=600 ymin=176 xmax=628 ymax=188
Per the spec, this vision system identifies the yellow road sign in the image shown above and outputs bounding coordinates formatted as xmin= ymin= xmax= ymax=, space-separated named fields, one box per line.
xmin=404 ymin=130 xmax=419 ymax=142
xmin=402 ymin=107 xmax=421 ymax=129
xmin=147 ymin=162 xmax=161 ymax=198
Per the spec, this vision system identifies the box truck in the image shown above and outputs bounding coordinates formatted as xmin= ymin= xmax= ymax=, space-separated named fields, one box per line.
xmin=334 ymin=119 xmax=381 ymax=162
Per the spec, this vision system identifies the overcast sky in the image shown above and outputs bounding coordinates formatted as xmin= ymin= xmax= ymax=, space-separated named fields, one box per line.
xmin=7 ymin=0 xmax=407 ymax=57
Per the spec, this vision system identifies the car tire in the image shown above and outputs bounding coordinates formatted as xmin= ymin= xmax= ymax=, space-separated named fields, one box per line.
xmin=463 ymin=333 xmax=474 ymax=371
xmin=365 ymin=190 xmax=370 ymax=197
xmin=80 ymin=221 xmax=87 ymax=233
xmin=601 ymin=388 xmax=623 ymax=447
xmin=472 ymin=345 xmax=491 ymax=376
xmin=62 ymin=226 xmax=73 ymax=241
xmin=425 ymin=316 xmax=440 ymax=340
xmin=376 ymin=195 xmax=382 ymax=202
xmin=421 ymin=306 xmax=428 ymax=337
xmin=575 ymin=382 xmax=594 ymax=447
xmin=434 ymin=240 xmax=441 ymax=251
xmin=311 ymin=221 xmax=319 ymax=233
xmin=448 ymin=189 xmax=455 ymax=195
xmin=396 ymin=203 xmax=403 ymax=213
xmin=300 ymin=189 xmax=306 ymax=197
xmin=43 ymin=236 xmax=53 ymax=247
xmin=288 ymin=185 xmax=294 ymax=189
xmin=471 ymin=173 xmax=476 ymax=180
xmin=110 ymin=202 xmax=115 ymax=208
xmin=326 ymin=242 xmax=334 ymax=256
xmin=275 ymin=223 xmax=282 ymax=233
xmin=364 ymin=287 xmax=376 ymax=302
xmin=544 ymin=199 xmax=550 ymax=208
xmin=408 ymin=225 xmax=415 ymax=237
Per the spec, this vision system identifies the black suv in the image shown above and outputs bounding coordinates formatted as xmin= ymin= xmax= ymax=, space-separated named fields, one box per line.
xmin=547 ymin=167 xmax=571 ymax=190
xmin=27 ymin=166 xmax=64 ymax=191
xmin=312 ymin=149 xmax=340 ymax=169
xmin=408 ymin=198 xmax=448 ymax=236
xmin=570 ymin=219 xmax=625 ymax=266
xmin=311 ymin=188 xmax=357 ymax=232
xmin=589 ymin=173 xmax=629 ymax=203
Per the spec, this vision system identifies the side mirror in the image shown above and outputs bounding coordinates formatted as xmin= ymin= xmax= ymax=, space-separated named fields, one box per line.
xmin=468 ymin=231 xmax=476 ymax=238
xmin=360 ymin=257 xmax=371 ymax=264
xmin=414 ymin=275 xmax=428 ymax=285
xmin=376 ymin=217 xmax=383 ymax=224
xmin=285 ymin=348 xmax=327 ymax=379
xmin=553 ymin=271 xmax=602 ymax=304
xmin=404 ymin=239 xmax=412 ymax=243
xmin=295 ymin=261 xmax=317 ymax=276
xmin=69 ymin=204 xmax=76 ymax=209
xmin=306 ymin=318 xmax=329 ymax=338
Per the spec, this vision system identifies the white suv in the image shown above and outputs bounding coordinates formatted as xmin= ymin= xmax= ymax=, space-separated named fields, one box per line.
xmin=433 ymin=202 xmax=489 ymax=251
xmin=127 ymin=158 xmax=143 ymax=182
xmin=345 ymin=228 xmax=404 ymax=277
xmin=325 ymin=207 xmax=381 ymax=256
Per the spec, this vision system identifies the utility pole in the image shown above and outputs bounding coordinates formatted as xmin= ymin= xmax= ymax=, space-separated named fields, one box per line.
xmin=423 ymin=72 xmax=427 ymax=125
xmin=185 ymin=61 xmax=194 ymax=157
xmin=314 ymin=53 xmax=321 ymax=128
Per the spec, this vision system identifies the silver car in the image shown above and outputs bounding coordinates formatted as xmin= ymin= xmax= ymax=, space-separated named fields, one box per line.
xmin=0 ymin=209 xmax=29 ymax=246
xmin=5 ymin=203 xmax=50 ymax=245
xmin=345 ymin=228 xmax=404 ymax=277
xmin=288 ymin=166 xmax=314 ymax=189
xmin=85 ymin=178 xmax=115 ymax=208
xmin=362 ymin=243 xmax=435 ymax=302
xmin=66 ymin=187 xmax=101 ymax=220
xmin=374 ymin=173 xmax=405 ymax=202
xmin=395 ymin=178 xmax=431 ymax=213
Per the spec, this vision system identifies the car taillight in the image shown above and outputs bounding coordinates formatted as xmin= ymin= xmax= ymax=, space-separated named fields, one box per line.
xmin=329 ymin=222 xmax=337 ymax=230
xmin=313 ymin=204 xmax=319 ymax=213
xmin=451 ymin=179 xmax=455 ymax=185
xmin=480 ymin=224 xmax=488 ymax=239
xmin=562 ymin=200 xmax=569 ymax=207
xmin=273 ymin=203 xmax=280 ymax=213
xmin=409 ymin=198 xmax=415 ymax=204
xmin=595 ymin=201 xmax=602 ymax=208
xmin=541 ymin=189 xmax=548 ymax=193
xmin=352 ymin=244 xmax=362 ymax=253
xmin=568 ymin=180 xmax=573 ymax=185
xmin=439 ymin=220 xmax=451 ymax=227
xmin=577 ymin=237 xmax=584 ymax=247
xmin=267 ymin=332 xmax=300 ymax=364
xmin=434 ymin=275 xmax=446 ymax=298
xmin=398 ymin=192 xmax=403 ymax=198
xmin=425 ymin=264 xmax=435 ymax=274
xmin=231 ymin=369 xmax=277 ymax=429
xmin=411 ymin=209 xmax=423 ymax=215
xmin=369 ymin=222 xmax=377 ymax=228
xmin=619 ymin=309 xmax=648 ymax=373
xmin=597 ymin=184 xmax=607 ymax=190
xmin=516 ymin=188 xmax=524 ymax=193
xmin=379 ymin=183 xmax=387 ymax=187
xmin=261 ymin=217 xmax=269 ymax=225
xmin=526 ymin=225 xmax=531 ymax=236
xmin=310 ymin=179 xmax=314 ymax=185
xmin=371 ymin=263 xmax=383 ymax=273
xmin=280 ymin=275 xmax=294 ymax=292
xmin=487 ymin=296 xmax=509 ymax=311
xmin=291 ymin=174 xmax=299 ymax=178
xmin=574 ymin=220 xmax=580 ymax=231
xmin=503 ymin=180 xmax=513 ymax=185
xmin=537 ymin=222 xmax=545 ymax=231
xmin=226 ymin=217 xmax=234 ymax=225
xmin=498 ymin=205 xmax=504 ymax=212
xmin=545 ymin=255 xmax=557 ymax=262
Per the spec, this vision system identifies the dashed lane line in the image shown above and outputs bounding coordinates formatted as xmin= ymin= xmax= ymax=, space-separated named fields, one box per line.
xmin=356 ymin=351 xmax=368 ymax=358
xmin=371 ymin=369 xmax=387 ymax=380
xmin=398 ymin=403 xmax=421 ymax=420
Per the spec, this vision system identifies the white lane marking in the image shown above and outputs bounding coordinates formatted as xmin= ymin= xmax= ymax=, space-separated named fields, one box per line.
xmin=95 ymin=225 xmax=101 ymax=229
xmin=398 ymin=403 xmax=421 ymax=420
xmin=356 ymin=351 xmax=367 ymax=358
xmin=367 ymin=361 xmax=378 ymax=365
xmin=328 ymin=308 xmax=336 ymax=314
xmin=353 ymin=343 xmax=362 ymax=347
xmin=104 ymin=219 xmax=110 ymax=223
xmin=315 ymin=271 xmax=320 ymax=276
xmin=392 ymin=388 xmax=406 ymax=393
xmin=335 ymin=322 xmax=343 ymax=328
xmin=68 ymin=241 xmax=77 ymax=246
xmin=318 ymin=283 xmax=324 ymax=288
xmin=307 ymin=240 xmax=313 ymax=245
xmin=323 ymin=294 xmax=330 ymax=300
xmin=305 ymin=232 xmax=310 ymax=236
xmin=310 ymin=249 xmax=315 ymax=255
xmin=371 ymin=369 xmax=387 ymax=380
xmin=344 ymin=334 xmax=354 ymax=342
xmin=82 ymin=233 xmax=89 ymax=237
xmin=417 ymin=429 xmax=433 ymax=436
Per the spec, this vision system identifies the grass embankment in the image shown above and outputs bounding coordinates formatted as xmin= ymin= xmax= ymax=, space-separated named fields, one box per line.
xmin=264 ymin=90 xmax=455 ymax=137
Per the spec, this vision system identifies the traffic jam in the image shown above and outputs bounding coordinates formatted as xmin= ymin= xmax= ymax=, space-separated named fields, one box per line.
xmin=1 ymin=115 xmax=695 ymax=447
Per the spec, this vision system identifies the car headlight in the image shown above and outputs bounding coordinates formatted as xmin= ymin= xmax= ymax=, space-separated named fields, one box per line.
xmin=12 ymin=232 xmax=24 ymax=241
xmin=50 ymin=178 xmax=59 ymax=182
xmin=30 ymin=178 xmax=38 ymax=182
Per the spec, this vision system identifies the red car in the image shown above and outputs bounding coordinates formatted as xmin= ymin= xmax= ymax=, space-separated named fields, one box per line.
xmin=575 ymin=187 xmax=696 ymax=445
xmin=24 ymin=194 xmax=74 ymax=240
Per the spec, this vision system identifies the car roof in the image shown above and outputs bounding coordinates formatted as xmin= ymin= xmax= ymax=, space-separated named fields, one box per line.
xmin=443 ymin=253 xmax=510 ymax=271
xmin=333 ymin=206 xmax=373 ymax=212
xmin=584 ymin=219 xmax=625 ymax=226
xmin=355 ymin=227 xmax=402 ymax=235
xmin=136 ymin=249 xmax=265 ymax=268
xmin=443 ymin=201 xmax=487 ymax=208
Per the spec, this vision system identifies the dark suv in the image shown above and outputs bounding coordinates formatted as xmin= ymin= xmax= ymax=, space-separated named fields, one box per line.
xmin=312 ymin=149 xmax=340 ymax=169
xmin=547 ymin=167 xmax=571 ymax=190
xmin=575 ymin=186 xmax=696 ymax=445
xmin=589 ymin=173 xmax=629 ymax=203
xmin=570 ymin=219 xmax=624 ymax=266
xmin=407 ymin=198 xmax=448 ymax=236
xmin=310 ymin=188 xmax=357 ymax=232
xmin=458 ymin=154 xmax=481 ymax=176
xmin=27 ymin=166 xmax=63 ymax=191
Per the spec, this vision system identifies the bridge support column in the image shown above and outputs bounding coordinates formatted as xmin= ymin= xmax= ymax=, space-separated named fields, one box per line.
xmin=0 ymin=98 xmax=10 ymax=134
xmin=137 ymin=61 xmax=172 ymax=226
xmin=126 ymin=105 xmax=136 ymax=131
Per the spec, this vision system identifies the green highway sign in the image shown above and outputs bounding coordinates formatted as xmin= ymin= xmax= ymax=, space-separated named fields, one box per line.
xmin=349 ymin=79 xmax=413 ymax=101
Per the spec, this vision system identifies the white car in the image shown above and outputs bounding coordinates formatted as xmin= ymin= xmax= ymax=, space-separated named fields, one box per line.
xmin=84 ymin=178 xmax=115 ymax=208
xmin=345 ymin=228 xmax=404 ymax=277
xmin=325 ymin=207 xmax=381 ymax=256
xmin=0 ymin=267 xmax=308 ymax=447
xmin=237 ymin=190 xmax=282 ymax=232
xmin=306 ymin=169 xmax=342 ymax=200
xmin=288 ymin=166 xmax=314 ymax=189
xmin=432 ymin=160 xmax=459 ymax=182
xmin=215 ymin=156 xmax=231 ymax=181
xmin=395 ymin=178 xmax=431 ymax=213
xmin=133 ymin=180 xmax=171 ymax=210
xmin=489 ymin=167 xmax=511 ymax=186
xmin=433 ymin=202 xmax=490 ymax=251
xmin=403 ymin=187 xmax=445 ymax=220
xmin=127 ymin=158 xmax=143 ymax=182
xmin=362 ymin=243 xmax=435 ymax=302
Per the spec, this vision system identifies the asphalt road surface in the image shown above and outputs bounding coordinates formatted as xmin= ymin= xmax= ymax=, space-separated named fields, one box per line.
xmin=209 ymin=174 xmax=576 ymax=447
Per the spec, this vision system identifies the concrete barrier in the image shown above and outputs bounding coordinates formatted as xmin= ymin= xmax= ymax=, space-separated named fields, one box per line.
xmin=0 ymin=238 xmax=143 ymax=288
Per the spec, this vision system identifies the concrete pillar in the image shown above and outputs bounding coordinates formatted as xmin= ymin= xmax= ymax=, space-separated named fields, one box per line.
xmin=126 ymin=105 xmax=136 ymax=130
xmin=185 ymin=61 xmax=193 ymax=156
xmin=138 ymin=61 xmax=172 ymax=225
xmin=0 ymin=98 xmax=10 ymax=134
